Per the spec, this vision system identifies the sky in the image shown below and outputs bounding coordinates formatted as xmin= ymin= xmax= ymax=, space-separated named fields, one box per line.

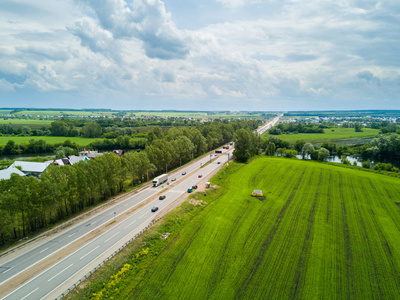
xmin=0 ymin=0 xmax=399 ymax=111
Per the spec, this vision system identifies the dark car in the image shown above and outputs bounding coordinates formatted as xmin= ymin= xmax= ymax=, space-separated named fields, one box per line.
xmin=217 ymin=161 xmax=221 ymax=164
xmin=159 ymin=195 xmax=166 ymax=200
xmin=182 ymin=171 xmax=186 ymax=175
xmin=192 ymin=185 xmax=198 ymax=189
xmin=187 ymin=188 xmax=193 ymax=193
xmin=151 ymin=206 xmax=159 ymax=212
xmin=198 ymin=174 xmax=202 ymax=178
xmin=171 ymin=178 xmax=176 ymax=181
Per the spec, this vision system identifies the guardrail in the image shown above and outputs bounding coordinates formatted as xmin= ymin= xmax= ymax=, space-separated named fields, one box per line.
xmin=55 ymin=216 xmax=164 ymax=300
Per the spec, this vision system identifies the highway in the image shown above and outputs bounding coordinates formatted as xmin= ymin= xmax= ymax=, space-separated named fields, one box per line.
xmin=0 ymin=148 xmax=233 ymax=300
xmin=256 ymin=114 xmax=282 ymax=135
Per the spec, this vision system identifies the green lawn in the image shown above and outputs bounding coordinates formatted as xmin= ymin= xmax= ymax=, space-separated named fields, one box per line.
xmin=0 ymin=136 xmax=105 ymax=146
xmin=113 ymin=157 xmax=400 ymax=299
xmin=262 ymin=127 xmax=379 ymax=144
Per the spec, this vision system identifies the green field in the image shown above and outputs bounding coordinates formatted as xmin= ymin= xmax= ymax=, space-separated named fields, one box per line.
xmin=0 ymin=118 xmax=53 ymax=127
xmin=111 ymin=157 xmax=400 ymax=299
xmin=5 ymin=110 xmax=117 ymax=117
xmin=262 ymin=127 xmax=379 ymax=144
xmin=0 ymin=136 xmax=104 ymax=146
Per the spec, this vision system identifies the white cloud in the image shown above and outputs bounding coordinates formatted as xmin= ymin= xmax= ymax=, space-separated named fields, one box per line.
xmin=0 ymin=0 xmax=399 ymax=110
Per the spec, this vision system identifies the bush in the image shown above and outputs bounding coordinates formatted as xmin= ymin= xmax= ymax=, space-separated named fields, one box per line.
xmin=362 ymin=161 xmax=371 ymax=169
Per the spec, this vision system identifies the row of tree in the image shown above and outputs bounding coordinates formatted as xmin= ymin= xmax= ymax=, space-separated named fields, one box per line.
xmin=0 ymin=137 xmax=146 ymax=156
xmin=0 ymin=120 xmax=260 ymax=246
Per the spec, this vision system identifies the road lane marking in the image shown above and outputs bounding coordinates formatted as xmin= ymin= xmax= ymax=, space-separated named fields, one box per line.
xmin=20 ymin=287 xmax=39 ymax=300
xmin=39 ymin=248 xmax=48 ymax=254
xmin=138 ymin=214 xmax=145 ymax=219
xmin=124 ymin=203 xmax=130 ymax=207
xmin=104 ymin=232 xmax=120 ymax=243
xmin=68 ymin=233 xmax=76 ymax=237
xmin=48 ymin=264 xmax=73 ymax=282
xmin=80 ymin=246 xmax=100 ymax=260
xmin=2 ymin=267 xmax=12 ymax=274
xmin=123 ymin=220 xmax=137 ymax=229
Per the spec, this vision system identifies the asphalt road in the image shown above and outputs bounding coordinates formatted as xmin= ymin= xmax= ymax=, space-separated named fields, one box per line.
xmin=256 ymin=114 xmax=282 ymax=135
xmin=1 ymin=148 xmax=232 ymax=300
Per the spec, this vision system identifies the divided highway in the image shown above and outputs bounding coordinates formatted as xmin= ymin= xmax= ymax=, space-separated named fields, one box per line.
xmin=0 ymin=149 xmax=233 ymax=299
xmin=0 ymin=115 xmax=280 ymax=299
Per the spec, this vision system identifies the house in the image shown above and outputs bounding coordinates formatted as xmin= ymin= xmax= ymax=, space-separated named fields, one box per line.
xmin=11 ymin=161 xmax=52 ymax=178
xmin=78 ymin=150 xmax=103 ymax=159
xmin=68 ymin=155 xmax=89 ymax=165
xmin=0 ymin=166 xmax=26 ymax=181
xmin=113 ymin=149 xmax=124 ymax=156
xmin=53 ymin=158 xmax=71 ymax=166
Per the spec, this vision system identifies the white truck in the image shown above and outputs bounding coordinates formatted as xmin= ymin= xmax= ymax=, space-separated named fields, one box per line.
xmin=153 ymin=174 xmax=168 ymax=187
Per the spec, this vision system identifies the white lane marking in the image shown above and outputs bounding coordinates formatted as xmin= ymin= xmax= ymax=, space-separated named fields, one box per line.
xmin=39 ymin=248 xmax=48 ymax=254
xmin=48 ymin=264 xmax=73 ymax=282
xmin=138 ymin=214 xmax=145 ymax=219
xmin=123 ymin=220 xmax=137 ymax=229
xmin=68 ymin=233 xmax=76 ymax=237
xmin=91 ymin=221 xmax=97 ymax=225
xmin=2 ymin=267 xmax=13 ymax=274
xmin=80 ymin=246 xmax=99 ymax=260
xmin=124 ymin=203 xmax=130 ymax=207
xmin=21 ymin=287 xmax=39 ymax=300
xmin=104 ymin=232 xmax=120 ymax=243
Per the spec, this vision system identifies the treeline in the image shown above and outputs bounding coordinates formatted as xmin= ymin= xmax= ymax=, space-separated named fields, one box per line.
xmin=268 ymin=123 xmax=325 ymax=135
xmin=263 ymin=133 xmax=400 ymax=167
xmin=0 ymin=120 xmax=259 ymax=247
xmin=0 ymin=137 xmax=146 ymax=156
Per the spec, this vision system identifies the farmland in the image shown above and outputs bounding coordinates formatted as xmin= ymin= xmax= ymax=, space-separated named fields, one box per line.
xmin=0 ymin=136 xmax=143 ymax=146
xmin=262 ymin=127 xmax=379 ymax=144
xmin=0 ymin=118 xmax=53 ymax=128
xmin=102 ymin=157 xmax=400 ymax=299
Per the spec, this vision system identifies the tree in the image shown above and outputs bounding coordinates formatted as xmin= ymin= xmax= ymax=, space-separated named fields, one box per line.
xmin=301 ymin=143 xmax=314 ymax=159
xmin=294 ymin=140 xmax=306 ymax=152
xmin=50 ymin=121 xmax=69 ymax=136
xmin=173 ymin=136 xmax=195 ymax=166
xmin=81 ymin=122 xmax=102 ymax=138
xmin=317 ymin=148 xmax=330 ymax=161
xmin=233 ymin=128 xmax=259 ymax=163
xmin=265 ymin=142 xmax=276 ymax=156
xmin=341 ymin=155 xmax=351 ymax=165
xmin=354 ymin=122 xmax=363 ymax=132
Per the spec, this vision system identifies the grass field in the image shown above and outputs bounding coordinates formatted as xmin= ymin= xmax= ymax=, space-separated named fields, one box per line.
xmin=4 ymin=110 xmax=117 ymax=117
xmin=106 ymin=157 xmax=400 ymax=299
xmin=262 ymin=127 xmax=379 ymax=144
xmin=0 ymin=118 xmax=53 ymax=127
xmin=0 ymin=136 xmax=144 ymax=146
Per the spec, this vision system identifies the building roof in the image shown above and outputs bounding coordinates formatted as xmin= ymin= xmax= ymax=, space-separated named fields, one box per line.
xmin=0 ymin=166 xmax=26 ymax=180
xmin=68 ymin=155 xmax=89 ymax=165
xmin=11 ymin=161 xmax=52 ymax=173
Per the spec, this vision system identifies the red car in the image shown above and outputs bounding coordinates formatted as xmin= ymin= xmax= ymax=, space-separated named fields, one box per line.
xmin=198 ymin=175 xmax=202 ymax=178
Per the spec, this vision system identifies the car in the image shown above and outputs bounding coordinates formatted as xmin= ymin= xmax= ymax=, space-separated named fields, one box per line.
xmin=198 ymin=174 xmax=202 ymax=178
xmin=192 ymin=185 xmax=198 ymax=189
xmin=182 ymin=171 xmax=186 ymax=175
xmin=187 ymin=188 xmax=193 ymax=193
xmin=217 ymin=161 xmax=221 ymax=164
xmin=159 ymin=195 xmax=166 ymax=200
xmin=151 ymin=206 xmax=159 ymax=212
xmin=171 ymin=178 xmax=176 ymax=181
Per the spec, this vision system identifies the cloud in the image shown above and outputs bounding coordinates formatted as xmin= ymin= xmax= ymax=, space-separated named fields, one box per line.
xmin=357 ymin=70 xmax=380 ymax=85
xmin=77 ymin=0 xmax=190 ymax=60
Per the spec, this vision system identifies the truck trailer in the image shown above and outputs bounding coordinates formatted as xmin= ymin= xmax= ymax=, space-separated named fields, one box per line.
xmin=153 ymin=174 xmax=168 ymax=187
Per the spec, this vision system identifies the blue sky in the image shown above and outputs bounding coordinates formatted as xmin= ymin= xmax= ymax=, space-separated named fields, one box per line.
xmin=0 ymin=0 xmax=399 ymax=111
